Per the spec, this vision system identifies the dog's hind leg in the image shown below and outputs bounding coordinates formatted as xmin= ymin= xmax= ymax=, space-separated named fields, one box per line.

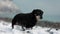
xmin=21 ymin=26 xmax=25 ymax=31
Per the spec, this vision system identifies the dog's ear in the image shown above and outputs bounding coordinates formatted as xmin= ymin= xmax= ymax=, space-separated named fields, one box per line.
xmin=40 ymin=11 xmax=44 ymax=16
xmin=32 ymin=9 xmax=44 ymax=15
xmin=40 ymin=11 xmax=44 ymax=19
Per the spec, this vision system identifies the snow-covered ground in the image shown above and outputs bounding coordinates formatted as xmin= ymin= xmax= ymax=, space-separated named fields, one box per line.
xmin=0 ymin=20 xmax=60 ymax=34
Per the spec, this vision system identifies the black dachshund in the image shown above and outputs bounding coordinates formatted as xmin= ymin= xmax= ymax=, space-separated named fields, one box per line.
xmin=12 ymin=9 xmax=44 ymax=31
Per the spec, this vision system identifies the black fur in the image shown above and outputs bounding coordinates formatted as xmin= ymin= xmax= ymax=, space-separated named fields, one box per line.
xmin=12 ymin=9 xmax=44 ymax=31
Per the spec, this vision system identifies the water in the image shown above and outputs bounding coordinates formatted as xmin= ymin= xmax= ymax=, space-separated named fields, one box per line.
xmin=43 ymin=15 xmax=60 ymax=22
xmin=0 ymin=13 xmax=60 ymax=22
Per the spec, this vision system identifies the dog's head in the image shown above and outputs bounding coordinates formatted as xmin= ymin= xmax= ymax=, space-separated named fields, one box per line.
xmin=32 ymin=9 xmax=44 ymax=19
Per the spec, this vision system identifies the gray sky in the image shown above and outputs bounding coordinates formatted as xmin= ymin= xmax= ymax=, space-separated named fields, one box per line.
xmin=13 ymin=0 xmax=60 ymax=16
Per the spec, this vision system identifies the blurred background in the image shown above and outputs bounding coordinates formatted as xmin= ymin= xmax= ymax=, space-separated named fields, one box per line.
xmin=0 ymin=0 xmax=60 ymax=22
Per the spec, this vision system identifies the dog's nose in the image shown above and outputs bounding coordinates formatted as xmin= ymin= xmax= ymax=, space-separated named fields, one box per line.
xmin=40 ymin=16 xmax=43 ymax=19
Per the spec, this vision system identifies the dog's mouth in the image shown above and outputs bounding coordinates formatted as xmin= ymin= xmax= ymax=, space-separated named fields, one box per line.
xmin=36 ymin=16 xmax=42 ymax=20
xmin=36 ymin=16 xmax=40 ymax=19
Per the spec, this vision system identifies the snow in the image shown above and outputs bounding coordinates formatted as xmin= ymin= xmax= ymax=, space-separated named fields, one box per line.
xmin=0 ymin=20 xmax=60 ymax=34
